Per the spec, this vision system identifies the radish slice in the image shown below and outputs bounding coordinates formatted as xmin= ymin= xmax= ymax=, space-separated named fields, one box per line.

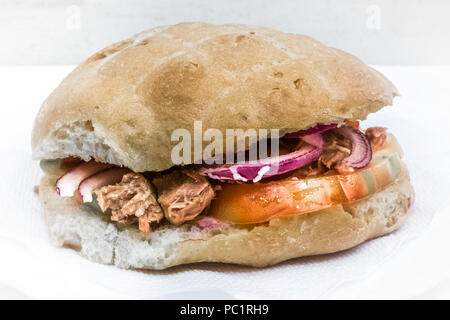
xmin=200 ymin=133 xmax=324 ymax=183
xmin=55 ymin=161 xmax=114 ymax=197
xmin=284 ymin=123 xmax=338 ymax=138
xmin=77 ymin=167 xmax=131 ymax=203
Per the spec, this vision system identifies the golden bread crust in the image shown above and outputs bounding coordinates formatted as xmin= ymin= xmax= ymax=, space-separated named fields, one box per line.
xmin=32 ymin=22 xmax=398 ymax=172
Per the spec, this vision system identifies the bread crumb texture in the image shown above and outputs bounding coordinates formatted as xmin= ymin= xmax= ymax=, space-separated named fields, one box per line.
xmin=39 ymin=165 xmax=413 ymax=269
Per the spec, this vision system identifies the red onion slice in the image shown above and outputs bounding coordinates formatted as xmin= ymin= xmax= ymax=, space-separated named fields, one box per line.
xmin=284 ymin=123 xmax=338 ymax=138
xmin=201 ymin=133 xmax=323 ymax=183
xmin=197 ymin=217 xmax=224 ymax=229
xmin=56 ymin=161 xmax=114 ymax=197
xmin=300 ymin=133 xmax=324 ymax=149
xmin=77 ymin=167 xmax=131 ymax=203
xmin=333 ymin=126 xmax=372 ymax=169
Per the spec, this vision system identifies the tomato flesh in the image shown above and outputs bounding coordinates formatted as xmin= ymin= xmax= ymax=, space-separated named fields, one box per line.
xmin=208 ymin=135 xmax=403 ymax=224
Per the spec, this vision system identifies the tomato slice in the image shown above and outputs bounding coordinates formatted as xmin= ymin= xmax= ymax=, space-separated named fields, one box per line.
xmin=208 ymin=135 xmax=403 ymax=224
xmin=345 ymin=120 xmax=360 ymax=130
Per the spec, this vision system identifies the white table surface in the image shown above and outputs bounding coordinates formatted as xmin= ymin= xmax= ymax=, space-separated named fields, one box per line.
xmin=0 ymin=65 xmax=449 ymax=299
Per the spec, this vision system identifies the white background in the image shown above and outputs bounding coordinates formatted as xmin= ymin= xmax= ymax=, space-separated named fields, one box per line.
xmin=2 ymin=0 xmax=450 ymax=65
xmin=1 ymin=1 xmax=450 ymax=300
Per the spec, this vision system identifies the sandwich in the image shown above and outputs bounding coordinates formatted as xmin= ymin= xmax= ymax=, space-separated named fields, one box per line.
xmin=32 ymin=22 xmax=414 ymax=269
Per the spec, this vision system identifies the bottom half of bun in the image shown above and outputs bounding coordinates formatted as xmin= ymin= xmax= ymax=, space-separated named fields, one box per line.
xmin=38 ymin=165 xmax=414 ymax=270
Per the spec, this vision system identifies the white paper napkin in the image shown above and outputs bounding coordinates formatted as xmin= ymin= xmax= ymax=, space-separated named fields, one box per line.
xmin=0 ymin=66 xmax=449 ymax=299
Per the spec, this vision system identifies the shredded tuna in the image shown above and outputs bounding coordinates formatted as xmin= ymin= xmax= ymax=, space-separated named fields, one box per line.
xmin=80 ymin=128 xmax=386 ymax=236
xmin=95 ymin=173 xmax=163 ymax=236
xmin=365 ymin=127 xmax=387 ymax=152
xmin=319 ymin=131 xmax=353 ymax=173
xmin=295 ymin=161 xmax=326 ymax=177
xmin=153 ymin=170 xmax=215 ymax=225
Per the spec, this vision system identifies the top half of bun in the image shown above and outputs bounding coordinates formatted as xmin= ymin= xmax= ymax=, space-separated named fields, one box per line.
xmin=32 ymin=22 xmax=398 ymax=172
